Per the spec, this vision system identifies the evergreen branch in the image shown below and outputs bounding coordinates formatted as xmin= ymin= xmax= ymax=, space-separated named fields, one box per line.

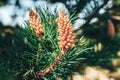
xmin=75 ymin=0 xmax=109 ymax=32
xmin=70 ymin=0 xmax=91 ymax=15
xmin=35 ymin=9 xmax=76 ymax=78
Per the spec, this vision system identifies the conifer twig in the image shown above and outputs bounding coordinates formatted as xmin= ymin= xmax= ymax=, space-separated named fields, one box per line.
xmin=36 ymin=9 xmax=75 ymax=78
xmin=75 ymin=0 xmax=109 ymax=32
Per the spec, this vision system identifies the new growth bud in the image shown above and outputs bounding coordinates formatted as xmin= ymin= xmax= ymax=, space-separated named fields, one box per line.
xmin=56 ymin=9 xmax=75 ymax=52
xmin=29 ymin=8 xmax=43 ymax=38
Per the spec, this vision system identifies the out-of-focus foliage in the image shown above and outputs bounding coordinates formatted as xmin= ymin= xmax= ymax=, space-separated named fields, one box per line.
xmin=0 ymin=0 xmax=8 ymax=6
xmin=0 ymin=0 xmax=120 ymax=80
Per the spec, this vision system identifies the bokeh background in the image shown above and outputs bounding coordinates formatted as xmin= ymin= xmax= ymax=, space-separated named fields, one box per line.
xmin=0 ymin=0 xmax=120 ymax=80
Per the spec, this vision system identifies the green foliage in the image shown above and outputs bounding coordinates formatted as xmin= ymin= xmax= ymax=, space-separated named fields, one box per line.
xmin=0 ymin=7 xmax=93 ymax=80
xmin=0 ymin=1 xmax=120 ymax=79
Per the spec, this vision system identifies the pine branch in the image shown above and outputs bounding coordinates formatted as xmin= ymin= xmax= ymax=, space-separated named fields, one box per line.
xmin=70 ymin=0 xmax=91 ymax=15
xmin=36 ymin=9 xmax=75 ymax=78
xmin=75 ymin=0 xmax=109 ymax=32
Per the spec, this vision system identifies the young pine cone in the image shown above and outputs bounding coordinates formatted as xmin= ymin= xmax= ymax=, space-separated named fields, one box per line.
xmin=29 ymin=8 xmax=43 ymax=38
xmin=56 ymin=9 xmax=75 ymax=52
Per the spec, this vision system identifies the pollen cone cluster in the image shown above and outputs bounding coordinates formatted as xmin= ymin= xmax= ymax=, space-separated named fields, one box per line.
xmin=35 ymin=9 xmax=75 ymax=78
xmin=56 ymin=9 xmax=75 ymax=52
xmin=29 ymin=9 xmax=43 ymax=38
xmin=107 ymin=20 xmax=115 ymax=39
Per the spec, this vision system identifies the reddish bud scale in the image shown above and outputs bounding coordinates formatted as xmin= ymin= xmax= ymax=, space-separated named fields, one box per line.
xmin=29 ymin=9 xmax=43 ymax=38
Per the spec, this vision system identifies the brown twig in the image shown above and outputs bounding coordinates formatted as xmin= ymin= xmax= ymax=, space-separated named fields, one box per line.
xmin=35 ymin=50 xmax=65 ymax=78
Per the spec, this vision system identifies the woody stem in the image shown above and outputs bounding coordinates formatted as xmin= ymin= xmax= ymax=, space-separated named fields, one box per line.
xmin=36 ymin=50 xmax=65 ymax=78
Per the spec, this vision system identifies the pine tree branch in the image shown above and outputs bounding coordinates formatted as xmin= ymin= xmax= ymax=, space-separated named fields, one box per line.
xmin=75 ymin=0 xmax=109 ymax=32
xmin=70 ymin=0 xmax=91 ymax=14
